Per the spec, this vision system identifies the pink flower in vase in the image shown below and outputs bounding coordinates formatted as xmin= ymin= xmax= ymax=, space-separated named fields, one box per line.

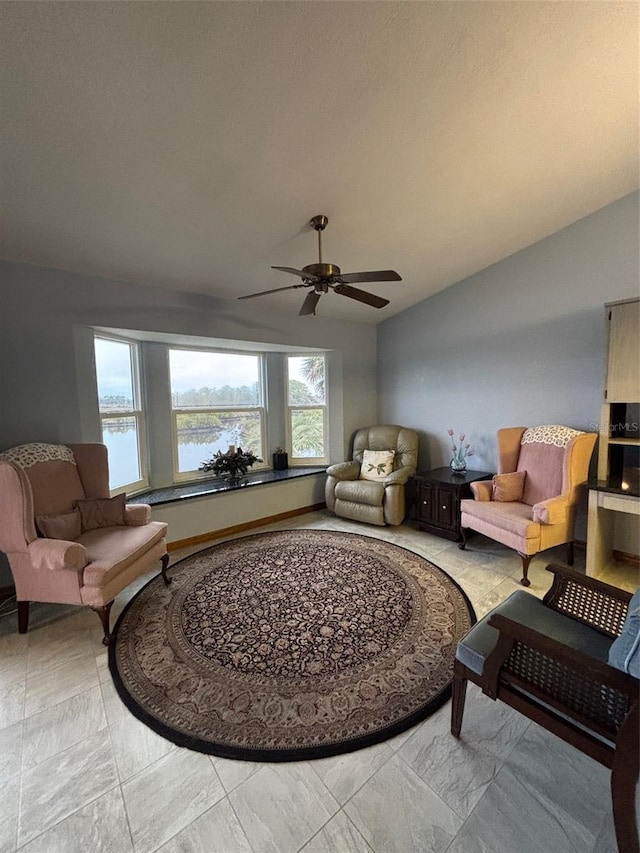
xmin=448 ymin=428 xmax=474 ymax=470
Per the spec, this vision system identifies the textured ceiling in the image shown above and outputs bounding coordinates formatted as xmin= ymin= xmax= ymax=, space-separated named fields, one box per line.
xmin=1 ymin=2 xmax=638 ymax=324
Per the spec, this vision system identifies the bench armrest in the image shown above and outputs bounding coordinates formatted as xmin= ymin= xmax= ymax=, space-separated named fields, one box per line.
xmin=543 ymin=563 xmax=632 ymax=637
xmin=484 ymin=612 xmax=639 ymax=737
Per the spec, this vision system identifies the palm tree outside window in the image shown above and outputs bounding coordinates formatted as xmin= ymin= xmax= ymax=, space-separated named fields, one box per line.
xmin=286 ymin=355 xmax=327 ymax=465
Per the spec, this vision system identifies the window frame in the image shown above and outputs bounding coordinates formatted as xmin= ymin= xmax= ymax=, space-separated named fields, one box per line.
xmin=94 ymin=334 xmax=149 ymax=495
xmin=285 ymin=353 xmax=329 ymax=466
xmin=168 ymin=346 xmax=269 ymax=482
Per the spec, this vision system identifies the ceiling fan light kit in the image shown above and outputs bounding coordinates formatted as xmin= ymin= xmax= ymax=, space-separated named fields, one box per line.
xmin=238 ymin=215 xmax=402 ymax=316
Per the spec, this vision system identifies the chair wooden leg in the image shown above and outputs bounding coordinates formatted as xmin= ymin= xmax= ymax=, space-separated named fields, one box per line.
xmin=160 ymin=553 xmax=171 ymax=586
xmin=91 ymin=602 xmax=114 ymax=646
xmin=17 ymin=601 xmax=29 ymax=634
xmin=518 ymin=553 xmax=533 ymax=587
xmin=566 ymin=541 xmax=575 ymax=566
xmin=611 ymin=703 xmax=640 ymax=853
xmin=451 ymin=664 xmax=468 ymax=738
xmin=458 ymin=527 xmax=468 ymax=551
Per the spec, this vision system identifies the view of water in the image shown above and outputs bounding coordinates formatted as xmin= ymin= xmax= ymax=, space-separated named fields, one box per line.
xmin=103 ymin=425 xmax=260 ymax=488
xmin=103 ymin=428 xmax=140 ymax=489
xmin=176 ymin=427 xmax=245 ymax=472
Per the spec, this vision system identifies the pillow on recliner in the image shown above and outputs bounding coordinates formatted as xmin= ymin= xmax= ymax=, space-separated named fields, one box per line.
xmin=75 ymin=494 xmax=127 ymax=532
xmin=492 ymin=471 xmax=526 ymax=502
xmin=360 ymin=450 xmax=395 ymax=481
xmin=36 ymin=508 xmax=82 ymax=541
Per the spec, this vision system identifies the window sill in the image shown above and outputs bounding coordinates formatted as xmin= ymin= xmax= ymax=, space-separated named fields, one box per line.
xmin=128 ymin=467 xmax=327 ymax=508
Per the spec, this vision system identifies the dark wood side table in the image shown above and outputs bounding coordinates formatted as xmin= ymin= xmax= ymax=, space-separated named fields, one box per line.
xmin=409 ymin=467 xmax=493 ymax=542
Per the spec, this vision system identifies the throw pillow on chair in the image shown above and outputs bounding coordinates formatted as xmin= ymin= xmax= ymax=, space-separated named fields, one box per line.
xmin=360 ymin=450 xmax=395 ymax=481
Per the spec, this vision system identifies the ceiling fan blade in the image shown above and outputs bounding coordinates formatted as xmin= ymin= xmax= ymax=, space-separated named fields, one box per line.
xmin=271 ymin=266 xmax=321 ymax=282
xmin=238 ymin=283 xmax=307 ymax=300
xmin=299 ymin=291 xmax=321 ymax=316
xmin=334 ymin=284 xmax=389 ymax=309
xmin=337 ymin=270 xmax=402 ymax=284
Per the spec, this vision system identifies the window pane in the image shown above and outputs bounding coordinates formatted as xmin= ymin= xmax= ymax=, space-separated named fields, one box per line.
xmin=176 ymin=411 xmax=263 ymax=473
xmin=290 ymin=408 xmax=324 ymax=458
xmin=170 ymin=350 xmax=260 ymax=408
xmin=95 ymin=339 xmax=135 ymax=412
xmin=102 ymin=417 xmax=141 ymax=488
xmin=287 ymin=356 xmax=325 ymax=405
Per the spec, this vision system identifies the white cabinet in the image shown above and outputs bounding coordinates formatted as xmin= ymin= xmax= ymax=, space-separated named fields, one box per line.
xmin=606 ymin=299 xmax=640 ymax=402
xmin=596 ymin=298 xmax=640 ymax=486
xmin=587 ymin=298 xmax=639 ymax=575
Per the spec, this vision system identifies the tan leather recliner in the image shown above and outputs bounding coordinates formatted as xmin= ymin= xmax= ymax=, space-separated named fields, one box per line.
xmin=325 ymin=425 xmax=418 ymax=526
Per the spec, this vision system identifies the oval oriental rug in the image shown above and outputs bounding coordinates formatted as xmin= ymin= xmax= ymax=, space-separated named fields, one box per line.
xmin=109 ymin=529 xmax=476 ymax=761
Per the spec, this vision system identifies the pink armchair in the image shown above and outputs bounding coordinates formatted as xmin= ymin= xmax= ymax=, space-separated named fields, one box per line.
xmin=459 ymin=426 xmax=597 ymax=586
xmin=0 ymin=442 xmax=169 ymax=644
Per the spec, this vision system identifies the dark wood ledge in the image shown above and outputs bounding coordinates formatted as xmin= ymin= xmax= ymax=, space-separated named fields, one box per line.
xmin=128 ymin=466 xmax=326 ymax=508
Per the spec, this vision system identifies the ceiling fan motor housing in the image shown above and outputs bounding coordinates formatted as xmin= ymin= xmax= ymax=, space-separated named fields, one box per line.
xmin=302 ymin=263 xmax=340 ymax=281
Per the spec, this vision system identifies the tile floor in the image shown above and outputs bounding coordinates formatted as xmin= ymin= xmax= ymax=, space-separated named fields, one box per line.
xmin=0 ymin=510 xmax=638 ymax=853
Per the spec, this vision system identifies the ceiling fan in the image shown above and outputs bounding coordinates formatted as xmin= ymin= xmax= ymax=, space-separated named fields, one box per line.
xmin=238 ymin=215 xmax=402 ymax=316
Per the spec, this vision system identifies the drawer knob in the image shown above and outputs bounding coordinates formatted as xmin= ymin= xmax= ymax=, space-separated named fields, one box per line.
xmin=442 ymin=505 xmax=447 ymax=510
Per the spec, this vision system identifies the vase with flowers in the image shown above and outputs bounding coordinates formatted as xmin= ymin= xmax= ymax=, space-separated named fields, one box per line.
xmin=448 ymin=429 xmax=474 ymax=473
xmin=199 ymin=445 xmax=263 ymax=485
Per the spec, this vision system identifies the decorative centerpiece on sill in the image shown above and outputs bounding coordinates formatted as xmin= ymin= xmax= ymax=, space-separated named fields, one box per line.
xmin=199 ymin=445 xmax=262 ymax=485
xmin=448 ymin=429 xmax=474 ymax=473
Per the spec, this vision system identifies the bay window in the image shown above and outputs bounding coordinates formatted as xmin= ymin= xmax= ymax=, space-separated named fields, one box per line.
xmin=94 ymin=335 xmax=148 ymax=492
xmin=169 ymin=348 xmax=266 ymax=479
xmin=92 ymin=331 xmax=329 ymax=492
xmin=286 ymin=354 xmax=327 ymax=465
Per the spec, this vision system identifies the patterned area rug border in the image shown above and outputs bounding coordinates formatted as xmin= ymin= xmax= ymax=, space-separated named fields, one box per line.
xmin=109 ymin=528 xmax=476 ymax=762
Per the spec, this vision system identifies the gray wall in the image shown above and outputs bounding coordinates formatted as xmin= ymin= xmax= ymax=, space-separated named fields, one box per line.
xmin=377 ymin=191 xmax=639 ymax=547
xmin=0 ymin=262 xmax=378 ymax=584
xmin=0 ymin=261 xmax=378 ymax=456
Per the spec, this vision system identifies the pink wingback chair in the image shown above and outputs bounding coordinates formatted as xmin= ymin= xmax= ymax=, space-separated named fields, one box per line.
xmin=0 ymin=442 xmax=169 ymax=644
xmin=459 ymin=426 xmax=597 ymax=586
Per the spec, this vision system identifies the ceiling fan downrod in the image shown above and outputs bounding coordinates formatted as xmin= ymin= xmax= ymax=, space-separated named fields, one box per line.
xmin=309 ymin=214 xmax=328 ymax=264
xmin=304 ymin=215 xmax=340 ymax=280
